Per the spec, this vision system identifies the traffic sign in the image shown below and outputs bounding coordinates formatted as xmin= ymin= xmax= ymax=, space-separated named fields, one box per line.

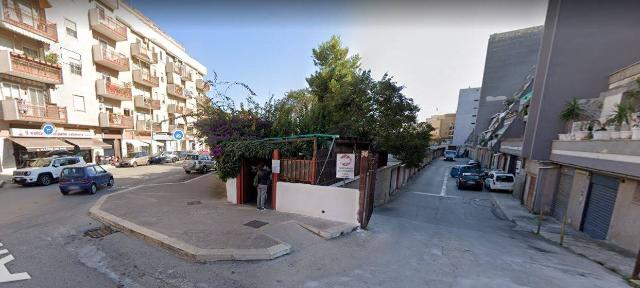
xmin=41 ymin=123 xmax=56 ymax=137
xmin=172 ymin=129 xmax=184 ymax=141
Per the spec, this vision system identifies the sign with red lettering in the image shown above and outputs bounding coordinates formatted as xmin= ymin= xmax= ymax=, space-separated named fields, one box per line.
xmin=336 ymin=153 xmax=355 ymax=179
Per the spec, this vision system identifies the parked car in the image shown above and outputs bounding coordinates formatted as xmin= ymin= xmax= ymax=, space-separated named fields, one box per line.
xmin=12 ymin=156 xmax=86 ymax=186
xmin=450 ymin=165 xmax=467 ymax=178
xmin=484 ymin=172 xmax=515 ymax=192
xmin=118 ymin=151 xmax=150 ymax=167
xmin=183 ymin=154 xmax=215 ymax=174
xmin=149 ymin=152 xmax=179 ymax=164
xmin=468 ymin=160 xmax=480 ymax=167
xmin=176 ymin=151 xmax=190 ymax=161
xmin=457 ymin=173 xmax=483 ymax=190
xmin=444 ymin=150 xmax=457 ymax=161
xmin=59 ymin=165 xmax=114 ymax=195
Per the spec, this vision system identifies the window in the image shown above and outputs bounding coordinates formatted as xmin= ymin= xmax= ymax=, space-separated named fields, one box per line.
xmin=1 ymin=83 xmax=20 ymax=100
xmin=28 ymin=88 xmax=46 ymax=106
xmin=65 ymin=19 xmax=77 ymax=38
xmin=94 ymin=165 xmax=106 ymax=173
xmin=22 ymin=46 xmax=39 ymax=58
xmin=73 ymin=95 xmax=86 ymax=112
xmin=69 ymin=55 xmax=82 ymax=76
xmin=159 ymin=51 xmax=163 ymax=61
xmin=86 ymin=166 xmax=97 ymax=176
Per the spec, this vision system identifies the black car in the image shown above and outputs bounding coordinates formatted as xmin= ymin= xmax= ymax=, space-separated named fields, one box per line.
xmin=457 ymin=173 xmax=483 ymax=190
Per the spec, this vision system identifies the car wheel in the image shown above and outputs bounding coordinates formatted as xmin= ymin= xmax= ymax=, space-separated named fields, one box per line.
xmin=200 ymin=167 xmax=206 ymax=174
xmin=107 ymin=178 xmax=114 ymax=187
xmin=172 ymin=158 xmax=177 ymax=163
xmin=89 ymin=183 xmax=98 ymax=194
xmin=38 ymin=174 xmax=52 ymax=186
xmin=185 ymin=170 xmax=191 ymax=174
xmin=60 ymin=189 xmax=69 ymax=196
xmin=132 ymin=162 xmax=138 ymax=167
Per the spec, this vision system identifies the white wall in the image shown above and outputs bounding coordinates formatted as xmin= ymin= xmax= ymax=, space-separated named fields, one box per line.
xmin=225 ymin=178 xmax=237 ymax=204
xmin=276 ymin=182 xmax=360 ymax=224
xmin=452 ymin=87 xmax=481 ymax=146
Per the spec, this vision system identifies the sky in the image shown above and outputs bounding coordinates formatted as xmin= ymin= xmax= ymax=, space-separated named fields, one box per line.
xmin=128 ymin=0 xmax=547 ymax=120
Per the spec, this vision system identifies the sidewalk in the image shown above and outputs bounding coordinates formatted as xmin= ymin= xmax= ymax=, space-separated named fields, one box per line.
xmin=89 ymin=174 xmax=357 ymax=261
xmin=491 ymin=192 xmax=637 ymax=281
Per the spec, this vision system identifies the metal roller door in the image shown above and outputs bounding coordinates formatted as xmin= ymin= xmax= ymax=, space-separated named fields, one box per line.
xmin=581 ymin=174 xmax=619 ymax=240
xmin=552 ymin=167 xmax=574 ymax=220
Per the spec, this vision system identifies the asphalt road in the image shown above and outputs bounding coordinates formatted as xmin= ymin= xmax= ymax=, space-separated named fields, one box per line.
xmin=0 ymin=159 xmax=629 ymax=287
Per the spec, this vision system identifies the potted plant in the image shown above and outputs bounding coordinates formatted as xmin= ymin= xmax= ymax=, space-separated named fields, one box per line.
xmin=559 ymin=98 xmax=584 ymax=141
xmin=632 ymin=112 xmax=640 ymax=140
xmin=609 ymin=103 xmax=633 ymax=139
xmin=592 ymin=120 xmax=610 ymax=140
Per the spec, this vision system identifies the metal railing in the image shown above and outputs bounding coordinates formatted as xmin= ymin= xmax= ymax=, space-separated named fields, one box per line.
xmin=96 ymin=45 xmax=128 ymax=69
xmin=102 ymin=79 xmax=132 ymax=101
xmin=2 ymin=0 xmax=57 ymax=41
xmin=107 ymin=113 xmax=133 ymax=128
xmin=94 ymin=8 xmax=126 ymax=39
xmin=17 ymin=101 xmax=67 ymax=122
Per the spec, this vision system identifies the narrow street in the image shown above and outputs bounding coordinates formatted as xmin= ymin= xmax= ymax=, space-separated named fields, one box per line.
xmin=0 ymin=159 xmax=627 ymax=287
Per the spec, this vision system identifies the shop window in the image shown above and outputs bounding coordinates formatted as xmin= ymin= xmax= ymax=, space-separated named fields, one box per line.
xmin=65 ymin=19 xmax=77 ymax=38
xmin=1 ymin=83 xmax=21 ymax=100
xmin=73 ymin=95 xmax=86 ymax=112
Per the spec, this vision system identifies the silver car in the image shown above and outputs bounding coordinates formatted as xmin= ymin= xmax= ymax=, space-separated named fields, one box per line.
xmin=183 ymin=154 xmax=215 ymax=173
xmin=118 ymin=151 xmax=150 ymax=167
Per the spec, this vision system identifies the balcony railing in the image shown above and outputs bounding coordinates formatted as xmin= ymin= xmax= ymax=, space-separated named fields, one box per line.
xmin=152 ymin=123 xmax=162 ymax=132
xmin=0 ymin=50 xmax=62 ymax=84
xmin=1 ymin=99 xmax=67 ymax=123
xmin=99 ymin=112 xmax=133 ymax=129
xmin=196 ymin=79 xmax=210 ymax=92
xmin=96 ymin=79 xmax=132 ymax=101
xmin=166 ymin=83 xmax=186 ymax=99
xmin=133 ymin=95 xmax=160 ymax=110
xmin=181 ymin=70 xmax=192 ymax=82
xmin=88 ymin=8 xmax=127 ymax=41
xmin=168 ymin=104 xmax=190 ymax=114
xmin=1 ymin=0 xmax=57 ymax=42
xmin=165 ymin=61 xmax=184 ymax=75
xmin=130 ymin=43 xmax=157 ymax=64
xmin=132 ymin=69 xmax=159 ymax=87
xmin=92 ymin=45 xmax=129 ymax=71
xmin=136 ymin=120 xmax=152 ymax=132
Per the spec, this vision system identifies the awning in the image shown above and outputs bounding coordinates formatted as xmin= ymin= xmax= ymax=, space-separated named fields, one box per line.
xmin=10 ymin=137 xmax=74 ymax=152
xmin=126 ymin=140 xmax=150 ymax=147
xmin=65 ymin=138 xmax=112 ymax=149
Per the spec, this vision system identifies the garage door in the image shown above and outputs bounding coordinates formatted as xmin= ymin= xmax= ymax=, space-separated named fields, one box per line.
xmin=581 ymin=174 xmax=619 ymax=240
xmin=552 ymin=167 xmax=574 ymax=220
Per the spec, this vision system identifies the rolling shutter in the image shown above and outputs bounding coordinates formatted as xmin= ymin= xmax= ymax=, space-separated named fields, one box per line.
xmin=581 ymin=174 xmax=619 ymax=240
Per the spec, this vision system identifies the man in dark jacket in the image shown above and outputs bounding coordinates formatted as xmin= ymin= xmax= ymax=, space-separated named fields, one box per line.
xmin=254 ymin=163 xmax=271 ymax=210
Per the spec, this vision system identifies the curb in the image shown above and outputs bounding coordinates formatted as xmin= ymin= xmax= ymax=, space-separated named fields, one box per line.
xmin=88 ymin=174 xmax=291 ymax=262
xmin=298 ymin=222 xmax=358 ymax=240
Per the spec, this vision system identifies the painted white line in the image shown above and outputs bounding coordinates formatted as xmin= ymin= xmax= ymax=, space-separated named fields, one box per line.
xmin=440 ymin=171 xmax=448 ymax=196
xmin=412 ymin=192 xmax=460 ymax=199
xmin=0 ymin=243 xmax=31 ymax=283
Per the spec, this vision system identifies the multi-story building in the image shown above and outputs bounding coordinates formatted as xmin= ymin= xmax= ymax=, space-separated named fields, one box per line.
xmin=471 ymin=26 xmax=543 ymax=146
xmin=426 ymin=113 xmax=456 ymax=144
xmin=0 ymin=0 xmax=209 ymax=173
xmin=452 ymin=87 xmax=480 ymax=146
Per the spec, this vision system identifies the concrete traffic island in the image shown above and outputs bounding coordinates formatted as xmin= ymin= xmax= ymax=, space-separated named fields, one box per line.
xmin=89 ymin=174 xmax=357 ymax=262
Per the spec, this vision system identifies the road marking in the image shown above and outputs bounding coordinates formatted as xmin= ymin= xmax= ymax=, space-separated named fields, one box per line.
xmin=412 ymin=192 xmax=460 ymax=199
xmin=0 ymin=242 xmax=31 ymax=284
xmin=440 ymin=171 xmax=448 ymax=196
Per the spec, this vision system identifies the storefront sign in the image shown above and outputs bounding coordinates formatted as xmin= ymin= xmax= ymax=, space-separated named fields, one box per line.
xmin=336 ymin=153 xmax=355 ymax=179
xmin=272 ymin=159 xmax=280 ymax=174
xmin=152 ymin=134 xmax=173 ymax=141
xmin=172 ymin=130 xmax=184 ymax=141
xmin=10 ymin=128 xmax=94 ymax=138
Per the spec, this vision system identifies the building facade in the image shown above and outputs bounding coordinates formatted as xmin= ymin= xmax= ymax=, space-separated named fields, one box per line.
xmin=0 ymin=0 xmax=209 ymax=173
xmin=471 ymin=26 xmax=543 ymax=145
xmin=426 ymin=113 xmax=456 ymax=144
xmin=452 ymin=87 xmax=480 ymax=146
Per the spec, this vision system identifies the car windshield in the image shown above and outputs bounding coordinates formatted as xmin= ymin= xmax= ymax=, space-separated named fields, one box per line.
xmin=460 ymin=166 xmax=479 ymax=174
xmin=30 ymin=158 xmax=52 ymax=167
xmin=496 ymin=175 xmax=514 ymax=182
xmin=128 ymin=153 xmax=142 ymax=158
xmin=61 ymin=167 xmax=85 ymax=178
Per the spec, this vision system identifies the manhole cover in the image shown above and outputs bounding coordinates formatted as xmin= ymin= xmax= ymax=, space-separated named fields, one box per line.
xmin=244 ymin=220 xmax=268 ymax=229
xmin=187 ymin=200 xmax=203 ymax=205
xmin=84 ymin=226 xmax=117 ymax=239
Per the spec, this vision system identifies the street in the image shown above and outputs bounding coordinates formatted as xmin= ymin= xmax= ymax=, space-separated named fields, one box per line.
xmin=0 ymin=159 xmax=627 ymax=288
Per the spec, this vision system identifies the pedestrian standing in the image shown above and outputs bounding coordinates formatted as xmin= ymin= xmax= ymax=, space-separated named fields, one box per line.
xmin=253 ymin=163 xmax=272 ymax=210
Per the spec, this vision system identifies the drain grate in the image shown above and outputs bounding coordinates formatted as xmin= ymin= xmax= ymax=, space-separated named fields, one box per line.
xmin=84 ymin=225 xmax=118 ymax=239
xmin=244 ymin=220 xmax=268 ymax=229
xmin=187 ymin=200 xmax=203 ymax=206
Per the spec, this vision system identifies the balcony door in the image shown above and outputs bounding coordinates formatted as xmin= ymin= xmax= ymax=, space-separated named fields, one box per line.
xmin=28 ymin=87 xmax=45 ymax=107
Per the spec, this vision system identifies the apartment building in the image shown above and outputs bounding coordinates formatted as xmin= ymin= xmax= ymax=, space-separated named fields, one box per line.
xmin=451 ymin=87 xmax=480 ymax=146
xmin=0 ymin=0 xmax=209 ymax=173
xmin=426 ymin=113 xmax=456 ymax=144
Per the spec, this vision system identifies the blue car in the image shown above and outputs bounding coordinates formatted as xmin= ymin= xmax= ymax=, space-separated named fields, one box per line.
xmin=59 ymin=165 xmax=114 ymax=195
xmin=450 ymin=165 xmax=466 ymax=178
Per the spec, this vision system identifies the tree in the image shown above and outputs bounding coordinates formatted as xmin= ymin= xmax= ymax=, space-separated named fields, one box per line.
xmin=270 ymin=89 xmax=318 ymax=136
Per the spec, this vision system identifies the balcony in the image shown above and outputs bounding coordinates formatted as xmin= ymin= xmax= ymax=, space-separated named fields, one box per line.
xmin=152 ymin=123 xmax=162 ymax=132
xmin=133 ymin=95 xmax=160 ymax=110
xmin=196 ymin=79 xmax=210 ymax=92
xmin=98 ymin=0 xmax=118 ymax=10
xmin=166 ymin=83 xmax=186 ymax=99
xmin=165 ymin=61 xmax=184 ymax=75
xmin=1 ymin=1 xmax=57 ymax=42
xmin=88 ymin=8 xmax=127 ymax=41
xmin=136 ymin=120 xmax=151 ymax=132
xmin=132 ymin=69 xmax=159 ymax=87
xmin=499 ymin=138 xmax=523 ymax=157
xmin=98 ymin=112 xmax=133 ymax=129
xmin=130 ymin=43 xmax=157 ymax=64
xmin=1 ymin=99 xmax=67 ymax=124
xmin=92 ymin=45 xmax=129 ymax=71
xmin=168 ymin=104 xmax=190 ymax=114
xmin=95 ymin=79 xmax=131 ymax=101
xmin=181 ymin=70 xmax=192 ymax=82
xmin=0 ymin=50 xmax=62 ymax=84
xmin=550 ymin=140 xmax=640 ymax=179
xmin=166 ymin=71 xmax=181 ymax=84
